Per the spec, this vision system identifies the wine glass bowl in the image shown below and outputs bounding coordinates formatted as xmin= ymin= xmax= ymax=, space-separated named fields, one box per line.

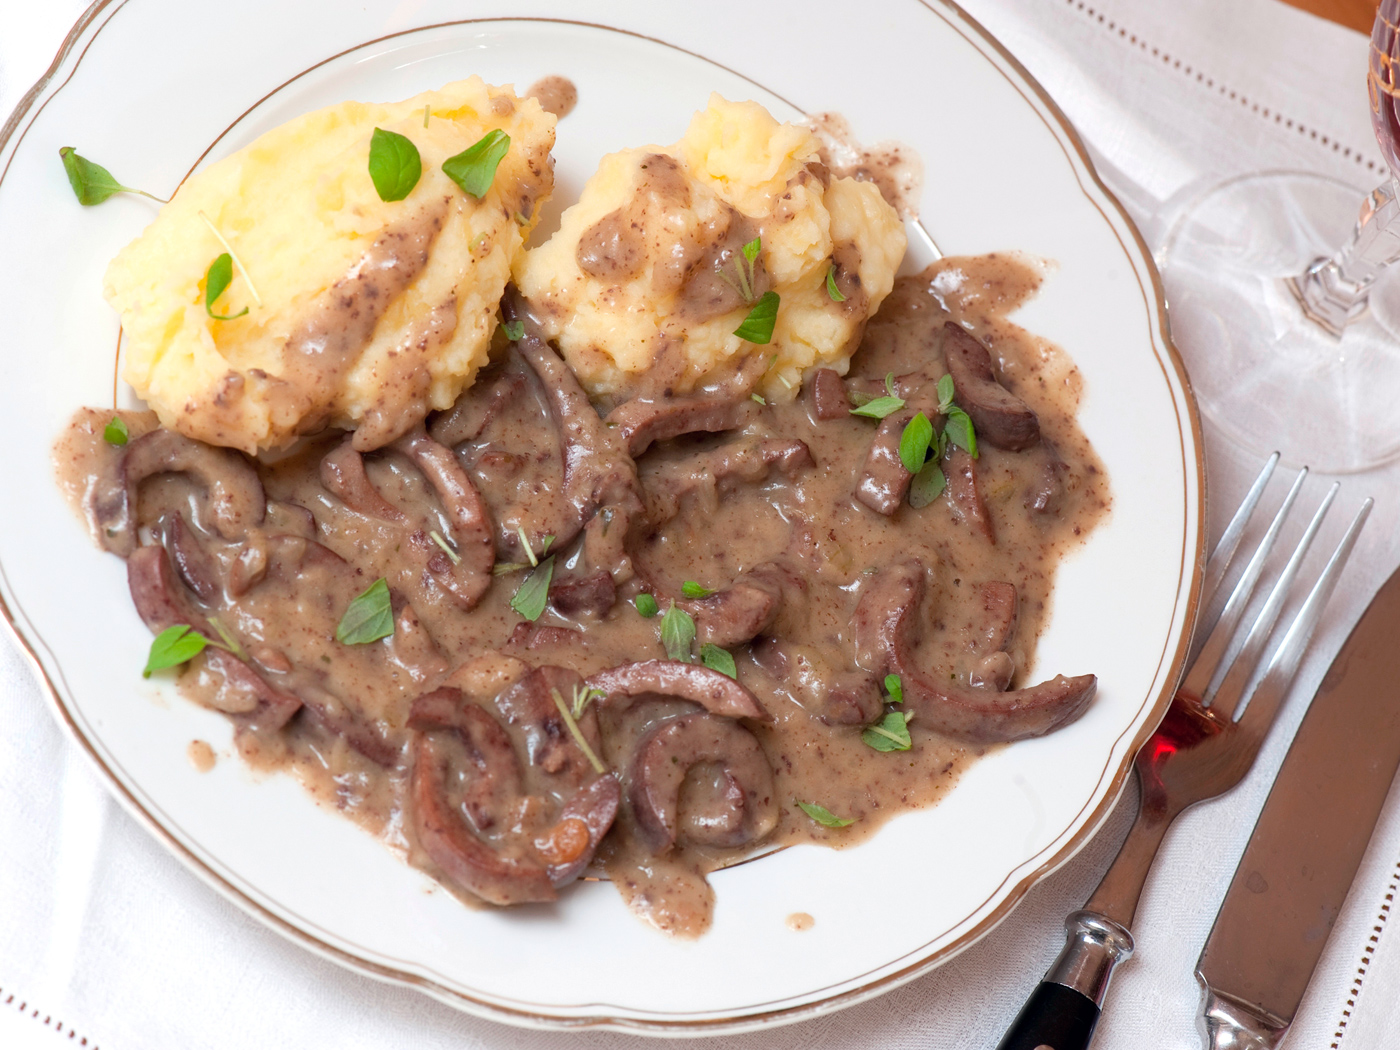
xmin=1157 ymin=0 xmax=1400 ymax=474
xmin=1369 ymin=1 xmax=1400 ymax=176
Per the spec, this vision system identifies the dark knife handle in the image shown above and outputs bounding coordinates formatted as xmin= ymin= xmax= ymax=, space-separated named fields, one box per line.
xmin=995 ymin=981 xmax=1100 ymax=1050
xmin=994 ymin=911 xmax=1134 ymax=1050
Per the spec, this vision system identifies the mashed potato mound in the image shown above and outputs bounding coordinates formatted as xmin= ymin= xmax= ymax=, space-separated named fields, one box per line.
xmin=105 ymin=76 xmax=555 ymax=453
xmin=514 ymin=94 xmax=905 ymax=401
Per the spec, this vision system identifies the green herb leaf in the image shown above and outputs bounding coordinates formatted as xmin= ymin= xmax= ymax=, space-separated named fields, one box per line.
xmin=899 ymin=412 xmax=934 ymax=474
xmin=539 ymin=534 xmax=555 ymax=556
xmin=884 ymin=674 xmax=903 ymax=704
xmin=796 ymin=800 xmax=855 ymax=828
xmin=550 ymin=689 xmax=608 ymax=774
xmin=635 ymin=593 xmax=659 ymax=618
xmin=492 ymin=561 xmax=529 ymax=576
xmin=59 ymin=147 xmax=163 ymax=205
xmin=742 ymin=236 xmax=761 ymax=264
xmin=510 ymin=555 xmax=554 ymax=621
xmin=733 ymin=290 xmax=780 ymax=344
xmin=944 ymin=406 xmax=978 ymax=458
xmin=849 ymin=395 xmax=905 ymax=420
xmin=660 ymin=601 xmax=696 ymax=662
xmin=862 ymin=710 xmax=912 ymax=752
xmin=197 ymin=212 xmax=262 ymax=308
xmin=885 ymin=373 xmax=898 ymax=397
xmin=367 ymin=127 xmax=422 ymax=202
xmin=825 ymin=264 xmax=847 ymax=302
xmin=681 ymin=581 xmax=714 ymax=599
xmin=204 ymin=253 xmax=248 ymax=321
xmin=502 ymin=319 xmax=524 ymax=341
xmin=849 ymin=389 xmax=876 ymax=407
xmin=336 ymin=578 xmax=395 ymax=645
xmin=751 ymin=392 xmax=766 ymax=405
xmin=936 ymin=373 xmax=955 ymax=414
xmin=103 ymin=416 xmax=129 ymax=446
xmin=205 ymin=253 xmax=234 ymax=307
xmin=143 ymin=624 xmax=207 ymax=677
xmin=442 ymin=129 xmax=511 ymax=199
xmin=700 ymin=643 xmax=737 ymax=679
xmin=909 ymin=461 xmax=947 ymax=508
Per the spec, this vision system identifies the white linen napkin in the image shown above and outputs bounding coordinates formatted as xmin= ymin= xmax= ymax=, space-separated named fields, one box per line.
xmin=3 ymin=1 xmax=1398 ymax=1048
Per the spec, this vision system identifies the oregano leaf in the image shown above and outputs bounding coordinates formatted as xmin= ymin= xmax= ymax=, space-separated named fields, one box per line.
xmin=700 ymin=643 xmax=737 ymax=679
xmin=734 ymin=290 xmax=780 ymax=344
xmin=443 ymin=129 xmax=511 ymax=199
xmin=336 ymin=578 xmax=395 ymax=644
xmin=510 ymin=556 xmax=554 ymax=622
xmin=368 ymin=127 xmax=422 ymax=202
xmin=143 ymin=625 xmax=207 ymax=677
xmin=826 ymin=264 xmax=847 ymax=302
xmin=796 ymin=800 xmax=855 ymax=828
xmin=909 ymin=461 xmax=947 ymax=508
xmin=899 ymin=412 xmax=934 ymax=474
xmin=204 ymin=253 xmax=248 ymax=321
xmin=660 ymin=601 xmax=696 ymax=662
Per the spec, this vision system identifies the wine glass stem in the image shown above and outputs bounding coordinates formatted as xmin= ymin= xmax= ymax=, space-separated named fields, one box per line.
xmin=1288 ymin=177 xmax=1400 ymax=337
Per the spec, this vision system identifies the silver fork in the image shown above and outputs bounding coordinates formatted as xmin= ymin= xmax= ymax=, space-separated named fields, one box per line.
xmin=994 ymin=456 xmax=1372 ymax=1050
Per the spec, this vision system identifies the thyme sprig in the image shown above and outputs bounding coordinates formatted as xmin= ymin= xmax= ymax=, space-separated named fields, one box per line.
xmin=550 ymin=688 xmax=607 ymax=774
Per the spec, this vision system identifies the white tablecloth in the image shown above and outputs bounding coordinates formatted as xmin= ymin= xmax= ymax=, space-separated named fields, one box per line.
xmin=5 ymin=1 xmax=1400 ymax=1047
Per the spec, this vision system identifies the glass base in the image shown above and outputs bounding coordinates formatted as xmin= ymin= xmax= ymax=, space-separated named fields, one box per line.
xmin=1160 ymin=172 xmax=1400 ymax=474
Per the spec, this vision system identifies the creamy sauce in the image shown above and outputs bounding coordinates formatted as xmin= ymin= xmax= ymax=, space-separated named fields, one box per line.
xmin=574 ymin=153 xmax=770 ymax=330
xmin=183 ymin=197 xmax=453 ymax=453
xmin=55 ymin=253 xmax=1106 ymax=938
xmin=187 ymin=739 xmax=217 ymax=771
xmin=806 ymin=112 xmax=924 ymax=220
xmin=527 ymin=76 xmax=578 ymax=119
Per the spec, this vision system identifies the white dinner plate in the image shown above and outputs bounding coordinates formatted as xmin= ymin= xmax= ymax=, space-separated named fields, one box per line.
xmin=0 ymin=0 xmax=1203 ymax=1033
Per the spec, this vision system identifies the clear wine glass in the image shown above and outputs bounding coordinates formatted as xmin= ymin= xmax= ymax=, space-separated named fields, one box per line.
xmin=1159 ymin=0 xmax=1400 ymax=474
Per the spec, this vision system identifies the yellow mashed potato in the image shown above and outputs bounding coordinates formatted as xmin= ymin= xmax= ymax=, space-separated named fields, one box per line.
xmin=514 ymin=94 xmax=905 ymax=401
xmin=105 ymin=76 xmax=554 ymax=453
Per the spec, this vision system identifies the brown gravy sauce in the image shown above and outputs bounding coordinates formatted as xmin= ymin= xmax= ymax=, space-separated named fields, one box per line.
xmin=55 ymin=252 xmax=1106 ymax=937
xmin=526 ymin=76 xmax=578 ymax=120
xmin=182 ymin=196 xmax=452 ymax=454
xmin=806 ymin=112 xmax=924 ymax=220
xmin=574 ymin=152 xmax=776 ymax=333
xmin=187 ymin=739 xmax=217 ymax=772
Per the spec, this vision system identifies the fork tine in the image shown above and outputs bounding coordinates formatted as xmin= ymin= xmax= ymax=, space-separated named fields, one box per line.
xmin=1200 ymin=453 xmax=1280 ymax=613
xmin=1207 ymin=483 xmax=1339 ymax=717
xmin=1178 ymin=466 xmax=1307 ymax=702
xmin=1235 ymin=498 xmax=1372 ymax=738
xmin=1190 ymin=455 xmax=1281 ymax=664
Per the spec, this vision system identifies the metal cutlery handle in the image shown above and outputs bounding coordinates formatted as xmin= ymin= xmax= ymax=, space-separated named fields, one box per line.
xmin=1198 ymin=986 xmax=1288 ymax=1050
xmin=995 ymin=911 xmax=1134 ymax=1050
xmin=993 ymin=473 xmax=1368 ymax=1050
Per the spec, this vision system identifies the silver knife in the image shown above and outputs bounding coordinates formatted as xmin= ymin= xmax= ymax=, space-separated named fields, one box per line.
xmin=1197 ymin=563 xmax=1400 ymax=1049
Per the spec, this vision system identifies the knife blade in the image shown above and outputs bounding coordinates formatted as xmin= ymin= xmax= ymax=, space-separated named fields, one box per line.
xmin=1196 ymin=563 xmax=1400 ymax=1050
